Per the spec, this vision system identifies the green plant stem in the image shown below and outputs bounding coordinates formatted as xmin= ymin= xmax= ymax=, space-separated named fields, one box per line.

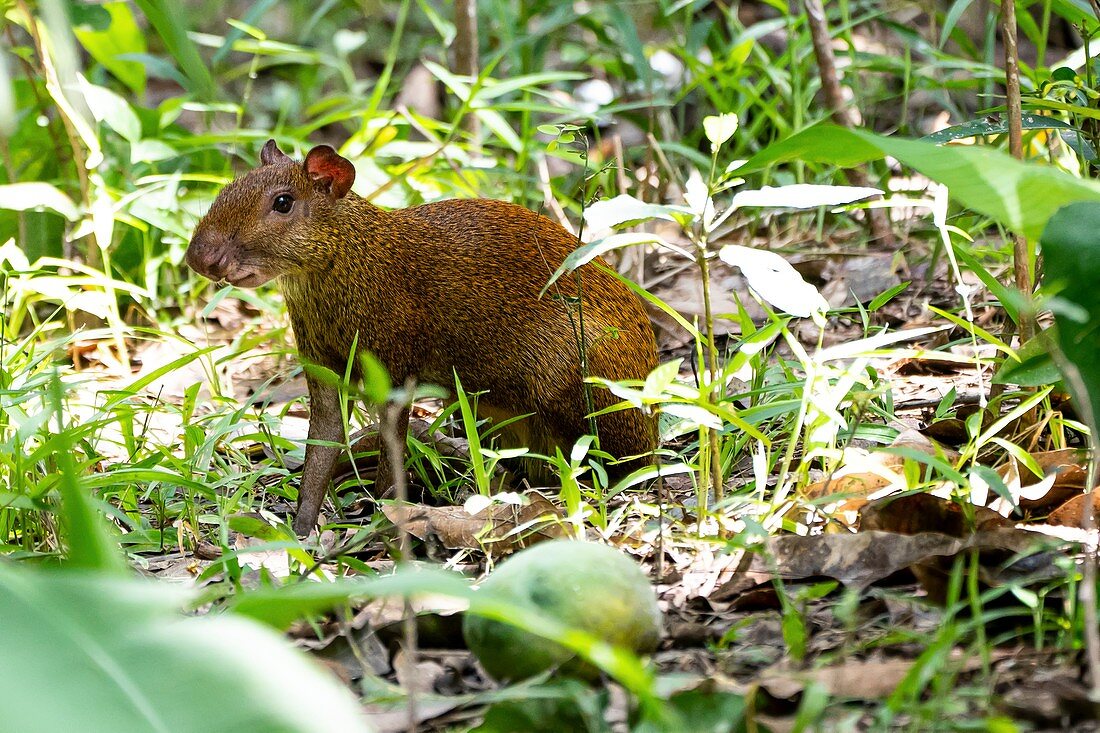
xmin=697 ymin=248 xmax=723 ymax=507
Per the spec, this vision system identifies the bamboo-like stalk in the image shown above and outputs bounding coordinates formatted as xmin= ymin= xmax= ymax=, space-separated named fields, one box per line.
xmin=453 ymin=0 xmax=481 ymax=142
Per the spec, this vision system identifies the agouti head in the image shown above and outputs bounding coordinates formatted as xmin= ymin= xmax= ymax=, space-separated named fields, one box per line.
xmin=186 ymin=140 xmax=356 ymax=287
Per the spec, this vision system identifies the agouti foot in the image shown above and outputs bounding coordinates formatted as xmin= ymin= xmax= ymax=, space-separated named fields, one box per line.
xmin=292 ymin=514 xmax=316 ymax=537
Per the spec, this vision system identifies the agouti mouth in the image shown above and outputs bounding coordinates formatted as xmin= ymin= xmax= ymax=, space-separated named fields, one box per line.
xmin=195 ymin=261 xmax=272 ymax=288
xmin=223 ymin=270 xmax=272 ymax=288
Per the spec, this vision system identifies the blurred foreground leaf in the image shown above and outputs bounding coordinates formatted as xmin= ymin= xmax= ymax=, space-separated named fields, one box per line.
xmin=0 ymin=567 xmax=372 ymax=733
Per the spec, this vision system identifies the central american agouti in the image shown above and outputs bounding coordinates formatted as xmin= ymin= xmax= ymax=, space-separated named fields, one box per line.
xmin=186 ymin=140 xmax=658 ymax=535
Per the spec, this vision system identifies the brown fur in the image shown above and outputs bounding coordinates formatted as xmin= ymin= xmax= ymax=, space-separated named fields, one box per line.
xmin=187 ymin=141 xmax=658 ymax=534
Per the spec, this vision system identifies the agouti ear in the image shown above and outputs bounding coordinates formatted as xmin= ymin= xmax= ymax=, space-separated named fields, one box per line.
xmin=260 ymin=139 xmax=291 ymax=166
xmin=304 ymin=145 xmax=355 ymax=199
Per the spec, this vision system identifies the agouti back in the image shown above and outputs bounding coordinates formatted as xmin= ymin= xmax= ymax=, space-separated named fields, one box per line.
xmin=186 ymin=140 xmax=658 ymax=534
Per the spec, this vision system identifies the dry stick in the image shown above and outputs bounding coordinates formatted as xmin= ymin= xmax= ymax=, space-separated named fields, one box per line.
xmin=536 ymin=155 xmax=575 ymax=234
xmin=802 ymin=0 xmax=894 ymax=247
xmin=1000 ymin=0 xmax=1036 ymax=343
xmin=453 ymin=0 xmax=480 ymax=143
xmin=383 ymin=391 xmax=418 ymax=733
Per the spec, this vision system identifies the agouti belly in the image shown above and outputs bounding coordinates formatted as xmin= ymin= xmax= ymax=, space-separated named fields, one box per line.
xmin=186 ymin=140 xmax=658 ymax=534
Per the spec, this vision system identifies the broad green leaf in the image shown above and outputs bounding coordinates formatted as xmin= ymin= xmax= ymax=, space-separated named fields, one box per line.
xmin=541 ymin=233 xmax=668 ymax=295
xmin=1041 ymin=201 xmax=1100 ymax=428
xmin=662 ymin=403 xmax=722 ymax=429
xmin=684 ymin=169 xmax=715 ymax=229
xmin=922 ymin=113 xmax=1079 ymax=144
xmin=477 ymin=107 xmax=523 ymax=152
xmin=992 ymin=333 xmax=1061 ymax=387
xmin=131 ymin=138 xmax=178 ymax=164
xmin=73 ymin=1 xmax=146 ymax=95
xmin=634 ymin=687 xmax=746 ymax=733
xmin=476 ymin=679 xmax=612 ymax=733
xmin=739 ymin=123 xmax=1100 ymax=241
xmin=0 ymin=567 xmax=372 ymax=733
xmin=1049 ymin=0 xmax=1097 ymax=29
xmin=131 ymin=0 xmax=216 ymax=99
xmin=231 ymin=567 xmax=659 ymax=708
xmin=643 ymin=359 xmax=683 ymax=399
xmin=81 ymin=81 xmax=141 ymax=142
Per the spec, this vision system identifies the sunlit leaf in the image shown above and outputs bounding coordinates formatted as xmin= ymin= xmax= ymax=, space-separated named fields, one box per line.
xmin=0 ymin=183 xmax=80 ymax=220
xmin=718 ymin=245 xmax=829 ymax=317
xmin=73 ymin=1 xmax=147 ymax=95
xmin=730 ymin=184 xmax=881 ymax=210
xmin=582 ymin=194 xmax=688 ymax=232
xmin=739 ymin=123 xmax=1100 ymax=240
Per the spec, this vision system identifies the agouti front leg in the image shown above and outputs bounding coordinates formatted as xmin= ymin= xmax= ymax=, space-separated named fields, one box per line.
xmin=294 ymin=376 xmax=344 ymax=536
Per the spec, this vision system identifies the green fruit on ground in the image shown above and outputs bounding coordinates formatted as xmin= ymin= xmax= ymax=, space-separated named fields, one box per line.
xmin=462 ymin=539 xmax=662 ymax=682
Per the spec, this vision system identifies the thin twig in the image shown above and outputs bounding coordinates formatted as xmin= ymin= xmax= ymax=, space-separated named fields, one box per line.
xmin=1000 ymin=0 xmax=1036 ymax=343
xmin=802 ymin=0 xmax=894 ymax=247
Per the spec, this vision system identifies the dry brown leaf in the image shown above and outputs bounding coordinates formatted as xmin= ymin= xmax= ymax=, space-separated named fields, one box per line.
xmin=393 ymin=649 xmax=447 ymax=695
xmin=362 ymin=699 xmax=462 ymax=733
xmin=860 ymin=493 xmax=1012 ymax=537
xmin=858 ymin=494 xmax=1030 ymax=602
xmin=999 ymin=448 xmax=1088 ymax=512
xmin=711 ymin=528 xmax=1040 ymax=599
xmin=1045 ymin=488 xmax=1100 ymax=528
xmin=381 ymin=494 xmax=564 ymax=555
xmin=802 ymin=472 xmax=891 ymax=503
xmin=760 ymin=650 xmax=1009 ymax=701
xmin=893 ymin=355 xmax=966 ymax=376
xmin=801 ymin=431 xmax=957 ymax=529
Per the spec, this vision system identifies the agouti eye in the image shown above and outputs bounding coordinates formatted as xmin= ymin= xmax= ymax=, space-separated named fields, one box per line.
xmin=272 ymin=194 xmax=294 ymax=214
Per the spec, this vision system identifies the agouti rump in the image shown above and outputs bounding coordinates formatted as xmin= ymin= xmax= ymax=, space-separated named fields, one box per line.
xmin=186 ymin=140 xmax=658 ymax=535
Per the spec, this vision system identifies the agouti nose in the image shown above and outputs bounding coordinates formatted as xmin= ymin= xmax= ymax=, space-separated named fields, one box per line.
xmin=185 ymin=231 xmax=230 ymax=280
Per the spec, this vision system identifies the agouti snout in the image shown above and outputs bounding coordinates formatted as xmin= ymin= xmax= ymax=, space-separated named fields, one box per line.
xmin=188 ymin=140 xmax=658 ymax=535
